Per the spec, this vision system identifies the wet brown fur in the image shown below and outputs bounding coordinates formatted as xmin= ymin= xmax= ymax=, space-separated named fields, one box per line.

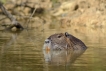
xmin=48 ymin=33 xmax=87 ymax=50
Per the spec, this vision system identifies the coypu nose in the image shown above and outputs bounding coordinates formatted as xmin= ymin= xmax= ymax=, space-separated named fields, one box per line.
xmin=45 ymin=39 xmax=50 ymax=43
xmin=45 ymin=41 xmax=49 ymax=43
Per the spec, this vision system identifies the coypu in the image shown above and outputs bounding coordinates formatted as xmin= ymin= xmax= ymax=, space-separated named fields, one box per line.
xmin=43 ymin=32 xmax=87 ymax=50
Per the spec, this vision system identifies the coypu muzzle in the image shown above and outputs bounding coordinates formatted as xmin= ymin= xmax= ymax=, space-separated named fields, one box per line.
xmin=45 ymin=39 xmax=50 ymax=44
xmin=43 ymin=39 xmax=51 ymax=51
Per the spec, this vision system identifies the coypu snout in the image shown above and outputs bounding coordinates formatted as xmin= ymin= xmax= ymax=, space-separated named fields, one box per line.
xmin=43 ymin=38 xmax=51 ymax=50
xmin=43 ymin=32 xmax=87 ymax=50
xmin=45 ymin=39 xmax=50 ymax=44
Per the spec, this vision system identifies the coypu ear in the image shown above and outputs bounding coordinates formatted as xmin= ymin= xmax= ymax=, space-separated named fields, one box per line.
xmin=65 ymin=32 xmax=70 ymax=37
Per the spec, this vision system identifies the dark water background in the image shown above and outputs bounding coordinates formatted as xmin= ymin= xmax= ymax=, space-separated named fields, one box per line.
xmin=0 ymin=28 xmax=106 ymax=71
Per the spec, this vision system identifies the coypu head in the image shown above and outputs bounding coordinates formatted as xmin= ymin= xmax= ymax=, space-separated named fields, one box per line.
xmin=43 ymin=32 xmax=87 ymax=50
xmin=43 ymin=32 xmax=73 ymax=50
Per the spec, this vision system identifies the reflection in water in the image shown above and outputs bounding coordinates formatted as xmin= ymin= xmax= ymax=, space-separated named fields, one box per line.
xmin=0 ymin=30 xmax=45 ymax=71
xmin=43 ymin=49 xmax=86 ymax=66
xmin=1 ymin=32 xmax=20 ymax=54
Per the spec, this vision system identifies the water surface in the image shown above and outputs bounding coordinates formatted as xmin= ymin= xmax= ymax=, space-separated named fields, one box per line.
xmin=0 ymin=28 xmax=106 ymax=71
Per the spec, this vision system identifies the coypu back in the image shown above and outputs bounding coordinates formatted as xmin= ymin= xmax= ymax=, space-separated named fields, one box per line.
xmin=43 ymin=32 xmax=87 ymax=50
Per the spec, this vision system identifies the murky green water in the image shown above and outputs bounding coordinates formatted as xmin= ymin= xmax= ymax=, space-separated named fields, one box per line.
xmin=0 ymin=28 xmax=106 ymax=71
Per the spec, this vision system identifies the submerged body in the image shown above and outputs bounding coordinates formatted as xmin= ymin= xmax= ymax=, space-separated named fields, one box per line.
xmin=43 ymin=32 xmax=87 ymax=50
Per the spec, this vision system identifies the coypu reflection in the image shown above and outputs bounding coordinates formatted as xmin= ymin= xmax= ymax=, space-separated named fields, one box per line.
xmin=43 ymin=48 xmax=86 ymax=65
xmin=43 ymin=32 xmax=87 ymax=65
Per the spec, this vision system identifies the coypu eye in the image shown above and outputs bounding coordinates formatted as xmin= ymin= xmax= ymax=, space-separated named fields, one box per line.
xmin=57 ymin=35 xmax=61 ymax=38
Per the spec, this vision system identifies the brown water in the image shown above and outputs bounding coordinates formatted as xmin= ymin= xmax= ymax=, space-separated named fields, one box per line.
xmin=0 ymin=28 xmax=106 ymax=71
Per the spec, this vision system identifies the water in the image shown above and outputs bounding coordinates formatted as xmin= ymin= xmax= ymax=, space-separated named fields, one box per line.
xmin=0 ymin=28 xmax=106 ymax=71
